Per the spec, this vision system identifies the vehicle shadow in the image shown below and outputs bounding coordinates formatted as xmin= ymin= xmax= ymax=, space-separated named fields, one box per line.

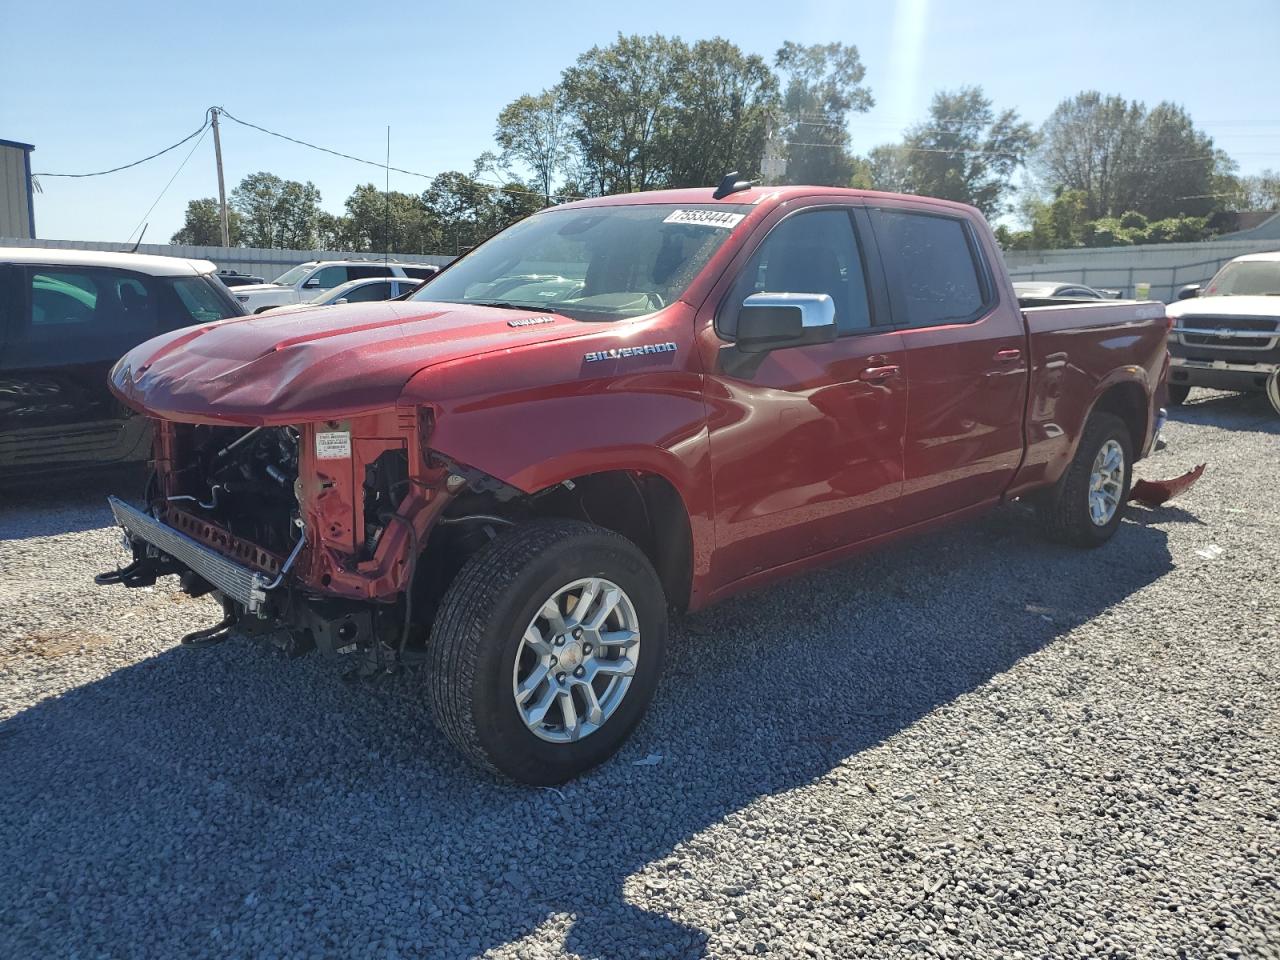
xmin=1166 ymin=389 xmax=1279 ymax=435
xmin=0 ymin=507 xmax=1174 ymax=959
xmin=0 ymin=465 xmax=145 ymax=538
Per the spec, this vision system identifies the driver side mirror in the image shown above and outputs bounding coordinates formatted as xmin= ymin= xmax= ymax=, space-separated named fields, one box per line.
xmin=1176 ymin=284 xmax=1200 ymax=301
xmin=333 ymin=298 xmax=349 ymax=305
xmin=735 ymin=293 xmax=837 ymax=354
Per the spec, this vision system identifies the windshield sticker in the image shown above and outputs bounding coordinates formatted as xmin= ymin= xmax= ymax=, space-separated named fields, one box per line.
xmin=662 ymin=209 xmax=745 ymax=229
xmin=315 ymin=431 xmax=352 ymax=460
xmin=585 ymin=342 xmax=677 ymax=363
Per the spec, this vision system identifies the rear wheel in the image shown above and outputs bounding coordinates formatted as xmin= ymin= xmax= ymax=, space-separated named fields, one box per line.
xmin=1167 ymin=383 xmax=1191 ymax=406
xmin=427 ymin=519 xmax=667 ymax=784
xmin=1037 ymin=411 xmax=1133 ymax=547
xmin=1267 ymin=371 xmax=1280 ymax=417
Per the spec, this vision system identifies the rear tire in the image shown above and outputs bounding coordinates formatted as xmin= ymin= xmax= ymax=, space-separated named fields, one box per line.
xmin=1167 ymin=383 xmax=1191 ymax=406
xmin=427 ymin=519 xmax=667 ymax=784
xmin=1037 ymin=411 xmax=1133 ymax=548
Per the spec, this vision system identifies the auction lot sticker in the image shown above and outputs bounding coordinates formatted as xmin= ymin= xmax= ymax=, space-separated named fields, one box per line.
xmin=663 ymin=209 xmax=745 ymax=229
xmin=315 ymin=431 xmax=352 ymax=459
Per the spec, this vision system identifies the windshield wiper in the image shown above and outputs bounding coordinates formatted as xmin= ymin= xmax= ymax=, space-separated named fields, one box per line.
xmin=471 ymin=300 xmax=559 ymax=313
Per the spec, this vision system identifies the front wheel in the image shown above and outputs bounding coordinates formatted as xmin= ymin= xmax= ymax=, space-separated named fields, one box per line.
xmin=1037 ymin=411 xmax=1133 ymax=547
xmin=427 ymin=519 xmax=667 ymax=784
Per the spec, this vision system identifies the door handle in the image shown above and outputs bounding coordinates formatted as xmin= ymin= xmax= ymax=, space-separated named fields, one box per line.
xmin=994 ymin=348 xmax=1022 ymax=362
xmin=859 ymin=364 xmax=900 ymax=382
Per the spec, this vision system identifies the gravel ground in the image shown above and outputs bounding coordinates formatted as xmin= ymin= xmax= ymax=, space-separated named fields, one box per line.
xmin=1 ymin=390 xmax=1277 ymax=960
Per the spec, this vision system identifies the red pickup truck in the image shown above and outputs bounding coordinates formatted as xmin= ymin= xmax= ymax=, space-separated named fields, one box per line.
xmin=101 ymin=184 xmax=1170 ymax=783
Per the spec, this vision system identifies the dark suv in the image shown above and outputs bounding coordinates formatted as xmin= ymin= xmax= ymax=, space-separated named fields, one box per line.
xmin=0 ymin=247 xmax=244 ymax=480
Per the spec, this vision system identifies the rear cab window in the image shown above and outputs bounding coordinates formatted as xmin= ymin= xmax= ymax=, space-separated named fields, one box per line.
xmin=871 ymin=209 xmax=994 ymax=327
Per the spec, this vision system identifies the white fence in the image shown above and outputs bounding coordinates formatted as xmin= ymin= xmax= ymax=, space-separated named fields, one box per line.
xmin=0 ymin=237 xmax=452 ymax=284
xmin=1003 ymin=238 xmax=1280 ymax=302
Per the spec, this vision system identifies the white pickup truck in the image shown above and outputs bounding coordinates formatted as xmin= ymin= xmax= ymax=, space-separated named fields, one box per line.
xmin=230 ymin=260 xmax=440 ymax=313
xmin=1167 ymin=251 xmax=1280 ymax=415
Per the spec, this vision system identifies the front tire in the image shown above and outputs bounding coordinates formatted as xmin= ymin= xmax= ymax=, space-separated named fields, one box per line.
xmin=1037 ymin=411 xmax=1133 ymax=548
xmin=427 ymin=519 xmax=667 ymax=784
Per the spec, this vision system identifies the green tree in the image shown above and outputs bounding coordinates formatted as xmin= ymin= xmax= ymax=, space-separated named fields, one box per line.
xmin=342 ymin=183 xmax=440 ymax=254
xmin=170 ymin=198 xmax=241 ymax=246
xmin=495 ymin=91 xmax=572 ymax=204
xmin=893 ymin=86 xmax=1035 ymax=218
xmin=852 ymin=144 xmax=912 ymax=193
xmin=230 ymin=172 xmax=323 ymax=248
xmin=1035 ymin=92 xmax=1226 ymax=222
xmin=1238 ymin=169 xmax=1280 ymax=210
xmin=774 ymin=41 xmax=874 ymax=186
xmin=663 ymin=38 xmax=779 ymax=188
xmin=422 ymin=172 xmax=541 ymax=254
xmin=557 ymin=34 xmax=683 ymax=194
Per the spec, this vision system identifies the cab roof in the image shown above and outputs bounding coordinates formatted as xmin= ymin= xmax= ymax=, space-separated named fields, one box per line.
xmin=0 ymin=246 xmax=216 ymax=277
xmin=554 ymin=185 xmax=983 ymax=218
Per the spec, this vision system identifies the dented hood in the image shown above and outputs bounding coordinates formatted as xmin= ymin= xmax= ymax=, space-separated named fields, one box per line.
xmin=110 ymin=300 xmax=589 ymax=425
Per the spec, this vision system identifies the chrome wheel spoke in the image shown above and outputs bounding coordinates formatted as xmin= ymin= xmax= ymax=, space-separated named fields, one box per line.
xmin=589 ymin=657 xmax=636 ymax=679
xmin=557 ymin=687 xmax=580 ymax=739
xmin=524 ymin=683 xmax=559 ymax=727
xmin=539 ymin=597 xmax=567 ymax=635
xmin=597 ymin=628 xmax=639 ymax=649
xmin=568 ymin=578 xmax=601 ymax=627
xmin=516 ymin=663 xmax=551 ymax=705
xmin=523 ymin=624 xmax=553 ymax=658
xmin=584 ymin=583 xmax=621 ymax=631
xmin=577 ymin=679 xmax=604 ymax=726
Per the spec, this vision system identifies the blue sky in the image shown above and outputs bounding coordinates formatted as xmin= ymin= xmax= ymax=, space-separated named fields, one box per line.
xmin=3 ymin=0 xmax=1277 ymax=242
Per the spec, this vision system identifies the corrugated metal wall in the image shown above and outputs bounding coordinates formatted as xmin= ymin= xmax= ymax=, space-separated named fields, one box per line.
xmin=0 ymin=237 xmax=450 ymax=283
xmin=1004 ymin=238 xmax=1280 ymax=302
xmin=0 ymin=145 xmax=34 ymax=239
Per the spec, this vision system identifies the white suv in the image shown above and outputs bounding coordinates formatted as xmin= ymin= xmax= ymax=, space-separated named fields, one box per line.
xmin=230 ymin=260 xmax=440 ymax=313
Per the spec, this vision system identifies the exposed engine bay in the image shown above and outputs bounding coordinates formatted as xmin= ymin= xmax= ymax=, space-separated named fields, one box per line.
xmin=169 ymin=425 xmax=304 ymax=559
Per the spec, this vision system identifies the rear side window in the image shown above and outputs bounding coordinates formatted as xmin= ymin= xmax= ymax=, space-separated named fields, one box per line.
xmin=347 ymin=265 xmax=395 ymax=280
xmin=342 ymin=280 xmax=395 ymax=303
xmin=401 ymin=266 xmax=439 ymax=280
xmin=874 ymin=211 xmax=988 ymax=327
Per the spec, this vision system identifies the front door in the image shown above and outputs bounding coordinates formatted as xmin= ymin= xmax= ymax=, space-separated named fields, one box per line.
xmin=701 ymin=205 xmax=908 ymax=588
xmin=0 ymin=264 xmax=164 ymax=474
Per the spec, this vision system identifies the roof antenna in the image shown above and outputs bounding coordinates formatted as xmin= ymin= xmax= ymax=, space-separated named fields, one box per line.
xmin=129 ymin=224 xmax=148 ymax=253
xmin=712 ymin=171 xmax=757 ymax=200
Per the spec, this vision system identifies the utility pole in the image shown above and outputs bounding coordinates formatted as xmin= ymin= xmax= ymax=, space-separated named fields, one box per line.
xmin=211 ymin=107 xmax=230 ymax=247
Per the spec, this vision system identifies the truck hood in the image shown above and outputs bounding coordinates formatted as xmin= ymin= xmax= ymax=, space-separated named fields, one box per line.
xmin=110 ymin=300 xmax=591 ymax=425
xmin=1167 ymin=295 xmax=1280 ymax=320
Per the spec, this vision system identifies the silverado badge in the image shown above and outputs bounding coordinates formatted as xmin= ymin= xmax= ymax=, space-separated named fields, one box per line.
xmin=584 ymin=342 xmax=678 ymax=363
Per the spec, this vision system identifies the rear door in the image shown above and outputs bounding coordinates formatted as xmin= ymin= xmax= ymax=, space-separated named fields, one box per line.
xmin=869 ymin=204 xmax=1029 ymax=519
xmin=702 ymin=203 xmax=907 ymax=587
xmin=0 ymin=264 xmax=166 ymax=473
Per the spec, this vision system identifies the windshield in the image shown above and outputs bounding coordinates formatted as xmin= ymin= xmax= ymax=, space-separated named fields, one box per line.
xmin=411 ymin=203 xmax=752 ymax=320
xmin=274 ymin=264 xmax=312 ymax=286
xmin=1204 ymin=260 xmax=1280 ymax=297
xmin=307 ymin=282 xmax=345 ymax=304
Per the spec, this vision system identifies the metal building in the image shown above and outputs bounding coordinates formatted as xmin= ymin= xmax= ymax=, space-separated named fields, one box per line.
xmin=0 ymin=139 xmax=36 ymax=239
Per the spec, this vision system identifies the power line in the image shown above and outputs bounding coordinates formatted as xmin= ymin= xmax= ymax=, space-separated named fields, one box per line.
xmin=216 ymin=107 xmax=581 ymax=202
xmin=33 ymin=113 xmax=211 ymax=178
xmin=126 ymin=124 xmax=210 ymax=244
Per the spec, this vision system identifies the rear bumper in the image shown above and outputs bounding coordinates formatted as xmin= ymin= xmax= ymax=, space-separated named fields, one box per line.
xmin=108 ymin=497 xmax=303 ymax=615
xmin=1169 ymin=356 xmax=1277 ymax=393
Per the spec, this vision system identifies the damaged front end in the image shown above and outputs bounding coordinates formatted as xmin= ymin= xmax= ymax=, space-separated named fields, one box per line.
xmin=99 ymin=411 xmax=456 ymax=661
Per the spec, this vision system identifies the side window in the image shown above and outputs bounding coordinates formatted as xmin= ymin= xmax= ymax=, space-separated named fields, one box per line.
xmin=873 ymin=211 xmax=988 ymax=327
xmin=171 ymin=277 xmax=236 ymax=323
xmin=348 ymin=265 xmax=394 ymax=280
xmin=26 ymin=268 xmax=160 ymax=341
xmin=720 ymin=209 xmax=872 ymax=337
xmin=343 ymin=281 xmax=394 ymax=303
xmin=310 ymin=266 xmax=349 ymax=289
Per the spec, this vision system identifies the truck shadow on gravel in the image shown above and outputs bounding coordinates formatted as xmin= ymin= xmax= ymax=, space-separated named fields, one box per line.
xmin=1166 ymin=390 xmax=1280 ymax=435
xmin=0 ymin=508 xmax=1174 ymax=959
xmin=0 ymin=465 xmax=145 ymax=538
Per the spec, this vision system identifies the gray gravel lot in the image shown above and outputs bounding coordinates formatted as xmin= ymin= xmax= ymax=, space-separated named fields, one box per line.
xmin=1 ymin=391 xmax=1278 ymax=959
